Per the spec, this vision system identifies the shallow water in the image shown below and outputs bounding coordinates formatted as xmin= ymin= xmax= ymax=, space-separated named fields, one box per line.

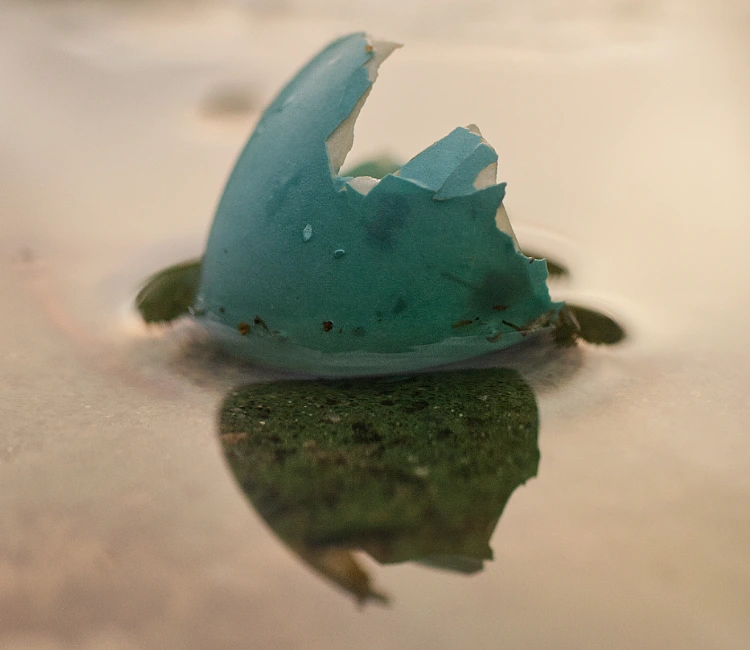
xmin=1 ymin=2 xmax=749 ymax=649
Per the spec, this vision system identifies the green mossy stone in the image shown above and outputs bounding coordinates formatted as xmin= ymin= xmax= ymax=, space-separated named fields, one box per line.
xmin=135 ymin=258 xmax=201 ymax=324
xmin=543 ymin=258 xmax=569 ymax=279
xmin=567 ymin=305 xmax=626 ymax=345
xmin=342 ymin=157 xmax=402 ymax=180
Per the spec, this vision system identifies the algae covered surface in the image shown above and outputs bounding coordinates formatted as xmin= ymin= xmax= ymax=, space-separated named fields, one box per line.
xmin=219 ymin=368 xmax=539 ymax=574
xmin=136 ymin=258 xmax=201 ymax=324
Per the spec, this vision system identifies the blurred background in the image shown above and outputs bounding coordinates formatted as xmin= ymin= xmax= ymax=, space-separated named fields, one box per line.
xmin=1 ymin=2 xmax=749 ymax=649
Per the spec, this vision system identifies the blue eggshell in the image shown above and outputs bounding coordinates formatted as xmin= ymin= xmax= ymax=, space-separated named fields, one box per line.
xmin=194 ymin=32 xmax=562 ymax=376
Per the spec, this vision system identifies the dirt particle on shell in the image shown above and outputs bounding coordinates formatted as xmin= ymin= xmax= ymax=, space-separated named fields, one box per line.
xmin=323 ymin=321 xmax=334 ymax=332
xmin=451 ymin=319 xmax=474 ymax=329
xmin=238 ymin=322 xmax=251 ymax=335
xmin=254 ymin=316 xmax=271 ymax=333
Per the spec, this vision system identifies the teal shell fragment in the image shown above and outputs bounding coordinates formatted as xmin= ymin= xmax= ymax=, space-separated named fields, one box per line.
xmin=194 ymin=32 xmax=562 ymax=376
xmin=398 ymin=126 xmax=499 ymax=199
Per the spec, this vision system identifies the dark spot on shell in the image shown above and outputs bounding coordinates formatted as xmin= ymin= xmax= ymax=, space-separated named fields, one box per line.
xmin=238 ymin=322 xmax=250 ymax=335
xmin=471 ymin=271 xmax=533 ymax=316
xmin=219 ymin=306 xmax=226 ymax=314
xmin=519 ymin=310 xmax=556 ymax=334
xmin=352 ymin=327 xmax=366 ymax=337
xmin=254 ymin=316 xmax=271 ymax=333
xmin=391 ymin=297 xmax=407 ymax=315
xmin=451 ymin=319 xmax=474 ymax=329
xmin=322 ymin=321 xmax=334 ymax=332
xmin=364 ymin=194 xmax=409 ymax=250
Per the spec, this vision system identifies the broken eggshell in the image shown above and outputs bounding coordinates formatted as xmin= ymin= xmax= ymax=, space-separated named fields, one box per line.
xmin=192 ymin=32 xmax=562 ymax=376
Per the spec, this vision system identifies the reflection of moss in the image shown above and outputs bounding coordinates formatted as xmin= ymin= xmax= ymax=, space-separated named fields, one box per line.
xmin=220 ymin=368 xmax=539 ymax=591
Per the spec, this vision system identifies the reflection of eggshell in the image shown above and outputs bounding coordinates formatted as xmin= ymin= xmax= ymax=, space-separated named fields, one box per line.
xmin=194 ymin=32 xmax=561 ymax=376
